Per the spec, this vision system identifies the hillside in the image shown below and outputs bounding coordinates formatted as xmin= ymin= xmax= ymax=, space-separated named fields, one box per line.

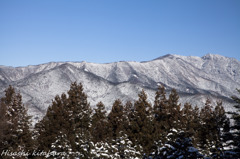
xmin=0 ymin=54 xmax=239 ymax=121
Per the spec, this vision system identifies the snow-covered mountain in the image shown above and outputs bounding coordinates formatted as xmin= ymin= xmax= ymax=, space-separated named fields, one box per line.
xmin=0 ymin=54 xmax=239 ymax=121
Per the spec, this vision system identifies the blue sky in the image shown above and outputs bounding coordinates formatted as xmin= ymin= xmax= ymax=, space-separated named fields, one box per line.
xmin=0 ymin=0 xmax=239 ymax=67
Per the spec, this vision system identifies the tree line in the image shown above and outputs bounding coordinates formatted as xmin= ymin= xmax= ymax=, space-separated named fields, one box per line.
xmin=0 ymin=82 xmax=240 ymax=158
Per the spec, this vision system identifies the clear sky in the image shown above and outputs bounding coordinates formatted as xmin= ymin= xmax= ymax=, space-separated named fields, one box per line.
xmin=0 ymin=0 xmax=239 ymax=67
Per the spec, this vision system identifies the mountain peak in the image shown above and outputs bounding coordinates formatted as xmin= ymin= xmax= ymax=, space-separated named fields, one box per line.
xmin=201 ymin=53 xmax=226 ymax=60
xmin=151 ymin=54 xmax=176 ymax=61
xmin=153 ymin=53 xmax=231 ymax=62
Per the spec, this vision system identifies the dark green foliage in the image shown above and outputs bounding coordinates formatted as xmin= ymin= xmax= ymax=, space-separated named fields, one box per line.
xmin=153 ymin=85 xmax=169 ymax=143
xmin=1 ymin=83 xmax=239 ymax=158
xmin=210 ymin=101 xmax=230 ymax=158
xmin=166 ymin=89 xmax=182 ymax=138
xmin=91 ymin=101 xmax=109 ymax=143
xmin=36 ymin=94 xmax=69 ymax=152
xmin=67 ymin=82 xmax=92 ymax=156
xmin=181 ymin=103 xmax=200 ymax=142
xmin=194 ymin=99 xmax=232 ymax=158
xmin=197 ymin=99 xmax=216 ymax=156
xmin=35 ymin=82 xmax=92 ymax=158
xmin=230 ymin=89 xmax=240 ymax=157
xmin=129 ymin=89 xmax=154 ymax=154
xmin=0 ymin=86 xmax=33 ymax=158
xmin=153 ymin=132 xmax=204 ymax=159
xmin=108 ymin=99 xmax=124 ymax=139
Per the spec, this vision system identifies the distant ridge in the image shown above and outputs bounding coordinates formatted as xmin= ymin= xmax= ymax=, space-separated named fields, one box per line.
xmin=0 ymin=54 xmax=239 ymax=122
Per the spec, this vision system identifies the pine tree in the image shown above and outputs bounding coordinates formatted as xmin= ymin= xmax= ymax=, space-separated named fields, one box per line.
xmin=198 ymin=99 xmax=228 ymax=156
xmin=113 ymin=133 xmax=143 ymax=159
xmin=0 ymin=90 xmax=8 ymax=155
xmin=182 ymin=103 xmax=202 ymax=148
xmin=154 ymin=132 xmax=204 ymax=159
xmin=167 ymin=89 xmax=182 ymax=131
xmin=153 ymin=85 xmax=169 ymax=144
xmin=36 ymin=82 xmax=93 ymax=158
xmin=129 ymin=89 xmax=154 ymax=154
xmin=91 ymin=101 xmax=109 ymax=143
xmin=181 ymin=103 xmax=201 ymax=143
xmin=181 ymin=103 xmax=194 ymax=135
xmin=108 ymin=99 xmax=124 ymax=140
xmin=155 ymin=88 xmax=182 ymax=145
xmin=0 ymin=86 xmax=33 ymax=158
xmin=230 ymin=88 xmax=240 ymax=157
xmin=66 ymin=82 xmax=93 ymax=158
xmin=36 ymin=93 xmax=70 ymax=153
xmin=91 ymin=141 xmax=119 ymax=159
xmin=51 ymin=131 xmax=73 ymax=158
xmin=210 ymin=101 xmax=231 ymax=158
xmin=198 ymin=98 xmax=219 ymax=157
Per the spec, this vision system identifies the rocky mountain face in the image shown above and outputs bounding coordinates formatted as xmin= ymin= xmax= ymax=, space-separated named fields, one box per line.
xmin=0 ymin=54 xmax=239 ymax=121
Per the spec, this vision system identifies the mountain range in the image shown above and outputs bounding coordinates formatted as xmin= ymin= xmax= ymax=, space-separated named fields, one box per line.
xmin=0 ymin=54 xmax=239 ymax=122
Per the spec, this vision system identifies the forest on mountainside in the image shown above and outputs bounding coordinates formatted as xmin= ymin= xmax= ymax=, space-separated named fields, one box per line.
xmin=0 ymin=82 xmax=240 ymax=159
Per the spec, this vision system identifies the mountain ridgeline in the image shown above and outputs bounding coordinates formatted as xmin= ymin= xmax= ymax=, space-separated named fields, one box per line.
xmin=0 ymin=54 xmax=239 ymax=120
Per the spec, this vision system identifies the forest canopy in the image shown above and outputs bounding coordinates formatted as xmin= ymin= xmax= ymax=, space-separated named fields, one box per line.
xmin=0 ymin=82 xmax=240 ymax=158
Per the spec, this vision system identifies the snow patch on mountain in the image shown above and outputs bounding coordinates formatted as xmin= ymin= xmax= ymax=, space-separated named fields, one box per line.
xmin=0 ymin=54 xmax=239 ymax=121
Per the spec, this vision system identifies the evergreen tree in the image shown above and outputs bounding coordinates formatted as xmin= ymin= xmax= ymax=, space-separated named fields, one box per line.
xmin=0 ymin=86 xmax=33 ymax=158
xmin=0 ymin=89 xmax=9 ymax=155
xmin=113 ymin=133 xmax=143 ymax=159
xmin=230 ymin=88 xmax=240 ymax=157
xmin=129 ymin=89 xmax=154 ymax=154
xmin=153 ymin=88 xmax=182 ymax=147
xmin=66 ymin=82 xmax=93 ymax=158
xmin=108 ymin=99 xmax=124 ymax=140
xmin=153 ymin=132 xmax=204 ymax=159
xmin=91 ymin=101 xmax=109 ymax=143
xmin=36 ymin=93 xmax=70 ymax=153
xmin=198 ymin=98 xmax=222 ymax=157
xmin=153 ymin=85 xmax=169 ymax=144
xmin=153 ymin=87 xmax=183 ymax=142
xmin=167 ymin=89 xmax=182 ymax=131
xmin=91 ymin=141 xmax=119 ymax=159
xmin=123 ymin=101 xmax=133 ymax=131
xmin=198 ymin=100 xmax=230 ymax=158
xmin=181 ymin=103 xmax=201 ymax=144
xmin=36 ymin=82 xmax=93 ymax=158
xmin=211 ymin=101 xmax=231 ymax=158
xmin=51 ymin=131 xmax=73 ymax=158
xmin=181 ymin=103 xmax=195 ymax=135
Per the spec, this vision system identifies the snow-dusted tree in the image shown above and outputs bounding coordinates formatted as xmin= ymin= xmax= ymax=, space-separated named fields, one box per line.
xmin=228 ymin=88 xmax=240 ymax=157
xmin=91 ymin=133 xmax=143 ymax=159
xmin=36 ymin=93 xmax=69 ymax=152
xmin=153 ymin=87 xmax=183 ymax=145
xmin=210 ymin=101 xmax=231 ymax=158
xmin=36 ymin=82 xmax=93 ymax=158
xmin=91 ymin=141 xmax=120 ymax=159
xmin=51 ymin=131 xmax=73 ymax=158
xmin=129 ymin=89 xmax=154 ymax=154
xmin=0 ymin=96 xmax=7 ymax=153
xmin=181 ymin=103 xmax=201 ymax=147
xmin=114 ymin=133 xmax=143 ymax=159
xmin=197 ymin=99 xmax=215 ymax=156
xmin=153 ymin=85 xmax=169 ymax=144
xmin=91 ymin=101 xmax=109 ymax=143
xmin=0 ymin=86 xmax=33 ymax=158
xmin=197 ymin=99 xmax=229 ymax=157
xmin=122 ymin=101 xmax=134 ymax=133
xmin=167 ymin=89 xmax=182 ymax=134
xmin=153 ymin=132 xmax=204 ymax=159
xmin=108 ymin=99 xmax=124 ymax=140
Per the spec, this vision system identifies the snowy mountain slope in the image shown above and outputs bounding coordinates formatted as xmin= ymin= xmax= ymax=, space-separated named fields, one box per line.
xmin=0 ymin=54 xmax=239 ymax=121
